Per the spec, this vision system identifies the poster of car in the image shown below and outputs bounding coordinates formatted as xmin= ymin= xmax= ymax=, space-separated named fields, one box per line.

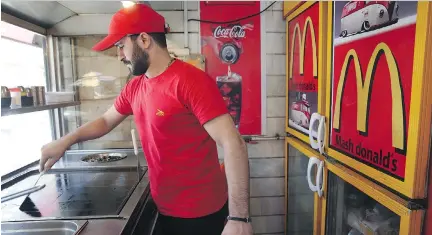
xmin=199 ymin=2 xmax=265 ymax=135
xmin=329 ymin=1 xmax=418 ymax=180
xmin=287 ymin=2 xmax=319 ymax=137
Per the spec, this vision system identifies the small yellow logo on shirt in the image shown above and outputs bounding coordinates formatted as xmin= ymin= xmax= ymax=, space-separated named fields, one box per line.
xmin=156 ymin=109 xmax=165 ymax=116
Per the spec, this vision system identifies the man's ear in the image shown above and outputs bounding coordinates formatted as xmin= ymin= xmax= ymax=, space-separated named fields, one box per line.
xmin=137 ymin=32 xmax=151 ymax=49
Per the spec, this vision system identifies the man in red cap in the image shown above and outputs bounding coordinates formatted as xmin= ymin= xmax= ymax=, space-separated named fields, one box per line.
xmin=40 ymin=3 xmax=252 ymax=235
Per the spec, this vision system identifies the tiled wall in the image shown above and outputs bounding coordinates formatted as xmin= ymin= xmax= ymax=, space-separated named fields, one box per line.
xmin=60 ymin=2 xmax=287 ymax=234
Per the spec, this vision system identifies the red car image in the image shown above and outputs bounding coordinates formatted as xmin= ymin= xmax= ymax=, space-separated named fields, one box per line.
xmin=340 ymin=1 xmax=399 ymax=37
xmin=290 ymin=93 xmax=311 ymax=129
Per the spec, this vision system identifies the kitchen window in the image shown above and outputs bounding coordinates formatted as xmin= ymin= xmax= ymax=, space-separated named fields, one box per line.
xmin=0 ymin=21 xmax=53 ymax=177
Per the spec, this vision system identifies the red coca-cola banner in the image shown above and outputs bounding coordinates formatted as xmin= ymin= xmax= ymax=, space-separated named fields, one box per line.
xmin=200 ymin=1 xmax=264 ymax=135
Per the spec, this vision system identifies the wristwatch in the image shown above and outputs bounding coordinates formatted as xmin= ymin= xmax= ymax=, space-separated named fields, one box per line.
xmin=227 ymin=215 xmax=252 ymax=223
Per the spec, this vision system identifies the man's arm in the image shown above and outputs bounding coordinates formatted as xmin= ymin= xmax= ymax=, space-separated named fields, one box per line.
xmin=40 ymin=106 xmax=128 ymax=172
xmin=204 ymin=113 xmax=250 ymax=217
xmin=63 ymin=106 xmax=128 ymax=146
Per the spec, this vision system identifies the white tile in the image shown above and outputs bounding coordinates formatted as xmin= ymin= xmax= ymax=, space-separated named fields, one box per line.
xmin=266 ymin=75 xmax=286 ymax=97
xmin=96 ymin=129 xmax=129 ymax=142
xmin=218 ymin=140 xmax=285 ymax=159
xmin=75 ymin=56 xmax=128 ymax=78
xmin=272 ymin=1 xmax=284 ymax=11
xmin=248 ymin=140 xmax=285 ymax=158
xmin=250 ymin=158 xmax=285 ymax=177
xmin=265 ymin=33 xmax=286 ymax=54
xmin=74 ymin=36 xmax=116 ymax=57
xmin=251 ymin=215 xmax=285 ymax=234
xmin=79 ymin=100 xmax=115 ymax=121
xmin=265 ymin=10 xmax=286 ymax=33
xmin=250 ymin=178 xmax=284 ymax=197
xmin=160 ymin=10 xmax=200 ymax=33
xmin=263 ymin=1 xmax=284 ymax=11
xmin=166 ymin=33 xmax=200 ymax=54
xmin=267 ymin=97 xmax=286 ymax=117
xmin=187 ymin=11 xmax=200 ymax=33
xmin=250 ymin=197 xmax=285 ymax=216
xmin=186 ymin=1 xmax=199 ymax=10
xmin=266 ymin=55 xmax=286 ymax=76
xmin=266 ymin=117 xmax=286 ymax=137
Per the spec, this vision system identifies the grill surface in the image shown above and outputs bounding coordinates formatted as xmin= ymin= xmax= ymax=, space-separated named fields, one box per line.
xmin=1 ymin=169 xmax=140 ymax=221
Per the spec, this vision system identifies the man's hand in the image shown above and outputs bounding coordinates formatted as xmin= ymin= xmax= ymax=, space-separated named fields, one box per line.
xmin=40 ymin=138 xmax=70 ymax=172
xmin=222 ymin=220 xmax=253 ymax=235
xmin=39 ymin=106 xmax=128 ymax=173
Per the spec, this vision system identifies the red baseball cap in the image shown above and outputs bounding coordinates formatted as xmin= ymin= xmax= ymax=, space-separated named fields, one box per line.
xmin=92 ymin=3 xmax=166 ymax=51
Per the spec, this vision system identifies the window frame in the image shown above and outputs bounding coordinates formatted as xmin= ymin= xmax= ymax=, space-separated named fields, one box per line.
xmin=0 ymin=19 xmax=60 ymax=178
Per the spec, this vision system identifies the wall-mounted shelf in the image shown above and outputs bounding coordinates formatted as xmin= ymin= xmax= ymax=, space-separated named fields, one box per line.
xmin=1 ymin=101 xmax=80 ymax=117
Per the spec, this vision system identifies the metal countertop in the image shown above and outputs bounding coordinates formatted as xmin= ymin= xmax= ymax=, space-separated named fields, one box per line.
xmin=1 ymin=148 xmax=153 ymax=235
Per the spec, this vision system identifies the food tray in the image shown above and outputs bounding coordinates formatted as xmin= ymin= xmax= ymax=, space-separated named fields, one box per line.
xmin=81 ymin=153 xmax=127 ymax=163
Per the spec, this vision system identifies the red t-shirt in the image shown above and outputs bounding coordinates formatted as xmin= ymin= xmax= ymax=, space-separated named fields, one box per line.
xmin=114 ymin=59 xmax=229 ymax=218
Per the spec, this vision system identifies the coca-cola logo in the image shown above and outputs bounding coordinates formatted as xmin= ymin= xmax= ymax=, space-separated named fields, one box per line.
xmin=213 ymin=24 xmax=254 ymax=39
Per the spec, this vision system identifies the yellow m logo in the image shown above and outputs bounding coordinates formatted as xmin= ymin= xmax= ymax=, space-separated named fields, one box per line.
xmin=333 ymin=42 xmax=406 ymax=153
xmin=156 ymin=109 xmax=165 ymax=116
xmin=289 ymin=16 xmax=318 ymax=79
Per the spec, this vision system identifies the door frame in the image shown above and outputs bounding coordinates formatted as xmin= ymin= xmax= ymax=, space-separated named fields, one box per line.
xmin=320 ymin=160 xmax=424 ymax=234
xmin=283 ymin=1 xmax=303 ymax=19
xmin=285 ymin=137 xmax=325 ymax=235
xmin=285 ymin=1 xmax=330 ymax=146
xmin=324 ymin=1 xmax=432 ymax=198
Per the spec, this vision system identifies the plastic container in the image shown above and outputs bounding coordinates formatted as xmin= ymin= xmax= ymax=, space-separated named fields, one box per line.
xmin=21 ymin=96 xmax=33 ymax=106
xmin=45 ymin=92 xmax=75 ymax=103
xmin=9 ymin=88 xmax=21 ymax=106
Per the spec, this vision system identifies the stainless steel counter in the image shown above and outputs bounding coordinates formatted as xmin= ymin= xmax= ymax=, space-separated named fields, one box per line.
xmin=1 ymin=148 xmax=155 ymax=235
xmin=53 ymin=149 xmax=147 ymax=169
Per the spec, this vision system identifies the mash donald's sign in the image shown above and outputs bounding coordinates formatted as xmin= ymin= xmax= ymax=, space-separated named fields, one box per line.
xmin=329 ymin=5 xmax=417 ymax=180
xmin=287 ymin=2 xmax=319 ymax=137
xmin=289 ymin=16 xmax=317 ymax=81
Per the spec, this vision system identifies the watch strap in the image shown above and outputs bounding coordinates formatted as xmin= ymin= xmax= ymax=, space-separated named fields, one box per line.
xmin=227 ymin=215 xmax=252 ymax=223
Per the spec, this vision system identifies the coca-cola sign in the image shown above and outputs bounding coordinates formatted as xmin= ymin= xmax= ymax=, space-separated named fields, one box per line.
xmin=213 ymin=24 xmax=254 ymax=39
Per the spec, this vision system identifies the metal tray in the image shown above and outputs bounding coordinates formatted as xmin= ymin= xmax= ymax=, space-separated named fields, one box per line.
xmin=81 ymin=153 xmax=127 ymax=163
xmin=1 ymin=220 xmax=88 ymax=235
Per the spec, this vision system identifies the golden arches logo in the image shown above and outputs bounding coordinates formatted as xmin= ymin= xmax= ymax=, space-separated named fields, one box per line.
xmin=333 ymin=42 xmax=405 ymax=152
xmin=289 ymin=16 xmax=317 ymax=79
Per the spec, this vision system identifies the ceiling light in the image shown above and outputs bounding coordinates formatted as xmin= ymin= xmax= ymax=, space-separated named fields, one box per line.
xmin=121 ymin=1 xmax=136 ymax=8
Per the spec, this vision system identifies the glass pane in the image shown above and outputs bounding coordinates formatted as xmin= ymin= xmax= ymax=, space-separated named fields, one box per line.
xmin=287 ymin=144 xmax=315 ymax=235
xmin=0 ymin=21 xmax=53 ymax=177
xmin=325 ymin=171 xmax=401 ymax=235
xmin=54 ymin=36 xmax=133 ymax=150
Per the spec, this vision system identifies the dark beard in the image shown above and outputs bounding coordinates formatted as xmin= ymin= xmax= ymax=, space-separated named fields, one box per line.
xmin=130 ymin=42 xmax=150 ymax=76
